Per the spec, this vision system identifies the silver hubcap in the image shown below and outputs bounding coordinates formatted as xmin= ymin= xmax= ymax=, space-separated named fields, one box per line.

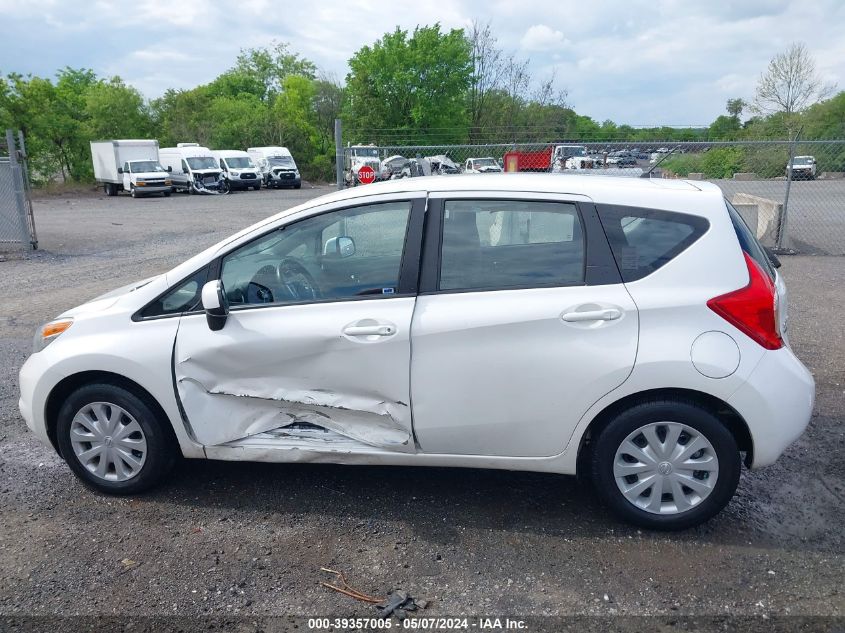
xmin=70 ymin=402 xmax=147 ymax=482
xmin=613 ymin=422 xmax=719 ymax=515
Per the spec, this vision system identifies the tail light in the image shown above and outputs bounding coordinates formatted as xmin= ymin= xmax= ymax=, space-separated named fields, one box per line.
xmin=707 ymin=252 xmax=783 ymax=350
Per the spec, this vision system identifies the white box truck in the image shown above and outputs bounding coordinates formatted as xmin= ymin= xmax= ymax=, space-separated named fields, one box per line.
xmin=90 ymin=140 xmax=172 ymax=198
xmin=159 ymin=143 xmax=226 ymax=194
xmin=212 ymin=150 xmax=262 ymax=191
xmin=246 ymin=146 xmax=301 ymax=189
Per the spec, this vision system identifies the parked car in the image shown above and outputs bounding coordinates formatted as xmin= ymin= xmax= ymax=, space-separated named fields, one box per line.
xmin=382 ymin=155 xmax=409 ymax=179
xmin=159 ymin=144 xmax=227 ymax=194
xmin=465 ymin=157 xmax=504 ymax=173
xmin=786 ymin=155 xmax=817 ymax=180
xmin=426 ymin=155 xmax=461 ymax=175
xmin=18 ymin=174 xmax=813 ymax=530
xmin=212 ymin=150 xmax=262 ymax=191
xmin=247 ymin=146 xmax=301 ymax=189
xmin=90 ymin=140 xmax=172 ymax=198
xmin=617 ymin=155 xmax=638 ymax=167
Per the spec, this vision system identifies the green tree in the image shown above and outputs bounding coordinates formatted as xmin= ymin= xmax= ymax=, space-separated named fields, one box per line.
xmin=344 ymin=24 xmax=472 ymax=143
xmin=234 ymin=41 xmax=317 ymax=100
xmin=726 ymin=98 xmax=746 ymax=121
xmin=84 ymin=77 xmax=152 ymax=140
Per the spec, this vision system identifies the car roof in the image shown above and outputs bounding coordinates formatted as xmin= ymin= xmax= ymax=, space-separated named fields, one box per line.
xmin=312 ymin=173 xmax=708 ymax=204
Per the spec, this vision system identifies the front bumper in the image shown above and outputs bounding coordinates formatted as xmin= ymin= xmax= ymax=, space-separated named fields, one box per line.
xmin=134 ymin=184 xmax=171 ymax=194
xmin=18 ymin=350 xmax=62 ymax=449
xmin=266 ymin=172 xmax=301 ymax=187
xmin=728 ymin=346 xmax=815 ymax=468
xmin=228 ymin=175 xmax=261 ymax=189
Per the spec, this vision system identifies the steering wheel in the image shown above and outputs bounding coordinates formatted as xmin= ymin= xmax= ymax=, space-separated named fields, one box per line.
xmin=278 ymin=257 xmax=321 ymax=301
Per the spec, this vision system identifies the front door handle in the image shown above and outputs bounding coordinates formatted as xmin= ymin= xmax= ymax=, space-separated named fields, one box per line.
xmin=562 ymin=308 xmax=622 ymax=322
xmin=342 ymin=324 xmax=396 ymax=337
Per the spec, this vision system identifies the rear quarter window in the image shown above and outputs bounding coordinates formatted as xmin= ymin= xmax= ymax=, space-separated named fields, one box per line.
xmin=597 ymin=205 xmax=709 ymax=282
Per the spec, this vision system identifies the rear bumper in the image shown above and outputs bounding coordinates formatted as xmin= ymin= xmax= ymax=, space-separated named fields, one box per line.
xmin=728 ymin=346 xmax=815 ymax=468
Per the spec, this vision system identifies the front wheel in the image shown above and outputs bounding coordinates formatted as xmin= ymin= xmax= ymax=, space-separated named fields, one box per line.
xmin=56 ymin=383 xmax=177 ymax=495
xmin=590 ymin=399 xmax=740 ymax=530
xmin=130 ymin=186 xmax=137 ymax=198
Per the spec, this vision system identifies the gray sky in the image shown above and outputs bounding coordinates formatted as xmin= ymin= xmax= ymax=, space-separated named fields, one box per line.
xmin=1 ymin=0 xmax=842 ymax=126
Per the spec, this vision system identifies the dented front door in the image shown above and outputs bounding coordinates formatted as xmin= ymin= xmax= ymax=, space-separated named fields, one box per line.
xmin=173 ymin=196 xmax=422 ymax=452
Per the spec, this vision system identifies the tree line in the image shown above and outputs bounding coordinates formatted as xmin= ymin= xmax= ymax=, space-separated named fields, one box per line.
xmin=0 ymin=27 xmax=842 ymax=184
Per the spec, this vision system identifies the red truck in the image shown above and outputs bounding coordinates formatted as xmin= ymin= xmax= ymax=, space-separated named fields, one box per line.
xmin=503 ymin=144 xmax=593 ymax=172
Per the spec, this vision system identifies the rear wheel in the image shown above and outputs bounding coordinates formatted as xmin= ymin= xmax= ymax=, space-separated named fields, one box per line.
xmin=590 ymin=399 xmax=740 ymax=530
xmin=56 ymin=383 xmax=177 ymax=495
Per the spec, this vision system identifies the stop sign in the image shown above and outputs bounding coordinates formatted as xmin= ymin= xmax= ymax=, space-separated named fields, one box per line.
xmin=357 ymin=165 xmax=376 ymax=184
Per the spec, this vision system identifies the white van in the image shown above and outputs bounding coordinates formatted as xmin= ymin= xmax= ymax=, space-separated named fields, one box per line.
xmin=159 ymin=144 xmax=223 ymax=193
xmin=212 ymin=150 xmax=262 ymax=191
xmin=246 ymin=146 xmax=301 ymax=189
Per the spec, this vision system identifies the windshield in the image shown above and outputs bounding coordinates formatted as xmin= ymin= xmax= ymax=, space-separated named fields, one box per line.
xmin=559 ymin=146 xmax=587 ymax=157
xmin=792 ymin=157 xmax=813 ymax=165
xmin=268 ymin=156 xmax=295 ymax=167
xmin=186 ymin=156 xmax=218 ymax=170
xmin=225 ymin=157 xmax=254 ymax=169
xmin=353 ymin=147 xmax=379 ymax=157
xmin=130 ymin=161 xmax=166 ymax=173
xmin=474 ymin=158 xmax=498 ymax=167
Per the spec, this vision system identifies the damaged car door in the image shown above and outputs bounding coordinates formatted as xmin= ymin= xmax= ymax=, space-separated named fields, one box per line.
xmin=173 ymin=195 xmax=425 ymax=451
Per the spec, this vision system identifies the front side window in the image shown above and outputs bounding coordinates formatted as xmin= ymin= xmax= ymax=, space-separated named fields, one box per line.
xmin=220 ymin=201 xmax=411 ymax=307
xmin=139 ymin=268 xmax=208 ymax=318
xmin=439 ymin=200 xmax=585 ymax=291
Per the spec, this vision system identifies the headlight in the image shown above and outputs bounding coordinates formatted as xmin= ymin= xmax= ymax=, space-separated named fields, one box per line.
xmin=33 ymin=319 xmax=73 ymax=353
xmin=230 ymin=170 xmax=240 ymax=176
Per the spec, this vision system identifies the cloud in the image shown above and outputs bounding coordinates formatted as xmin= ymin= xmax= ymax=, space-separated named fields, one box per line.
xmin=0 ymin=0 xmax=842 ymax=127
xmin=520 ymin=24 xmax=565 ymax=51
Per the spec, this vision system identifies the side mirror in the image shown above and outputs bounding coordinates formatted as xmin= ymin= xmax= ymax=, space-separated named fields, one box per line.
xmin=167 ymin=165 xmax=172 ymax=172
xmin=117 ymin=167 xmax=124 ymax=174
xmin=201 ymin=280 xmax=229 ymax=331
xmin=323 ymin=236 xmax=355 ymax=258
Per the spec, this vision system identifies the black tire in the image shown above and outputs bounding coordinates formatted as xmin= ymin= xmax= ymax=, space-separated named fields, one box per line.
xmin=253 ymin=183 xmax=261 ymax=191
xmin=294 ymin=183 xmax=301 ymax=189
xmin=163 ymin=191 xmax=171 ymax=197
xmin=590 ymin=398 xmax=740 ymax=530
xmin=129 ymin=185 xmax=137 ymax=198
xmin=56 ymin=383 xmax=177 ymax=495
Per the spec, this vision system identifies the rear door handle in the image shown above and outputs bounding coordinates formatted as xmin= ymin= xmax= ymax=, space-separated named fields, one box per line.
xmin=562 ymin=308 xmax=622 ymax=322
xmin=342 ymin=324 xmax=396 ymax=337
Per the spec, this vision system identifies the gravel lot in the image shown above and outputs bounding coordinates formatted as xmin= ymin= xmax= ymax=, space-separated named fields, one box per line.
xmin=0 ymin=187 xmax=843 ymax=630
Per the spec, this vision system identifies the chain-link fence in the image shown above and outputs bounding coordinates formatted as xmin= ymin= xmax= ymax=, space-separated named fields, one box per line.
xmin=340 ymin=139 xmax=845 ymax=256
xmin=0 ymin=130 xmax=37 ymax=252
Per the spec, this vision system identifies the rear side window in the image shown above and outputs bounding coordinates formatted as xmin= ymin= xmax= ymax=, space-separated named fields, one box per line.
xmin=725 ymin=199 xmax=775 ymax=281
xmin=597 ymin=205 xmax=709 ymax=282
xmin=439 ymin=199 xmax=584 ymax=291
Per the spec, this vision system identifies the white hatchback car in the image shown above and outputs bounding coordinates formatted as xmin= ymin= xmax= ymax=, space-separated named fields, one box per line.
xmin=19 ymin=174 xmax=814 ymax=530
